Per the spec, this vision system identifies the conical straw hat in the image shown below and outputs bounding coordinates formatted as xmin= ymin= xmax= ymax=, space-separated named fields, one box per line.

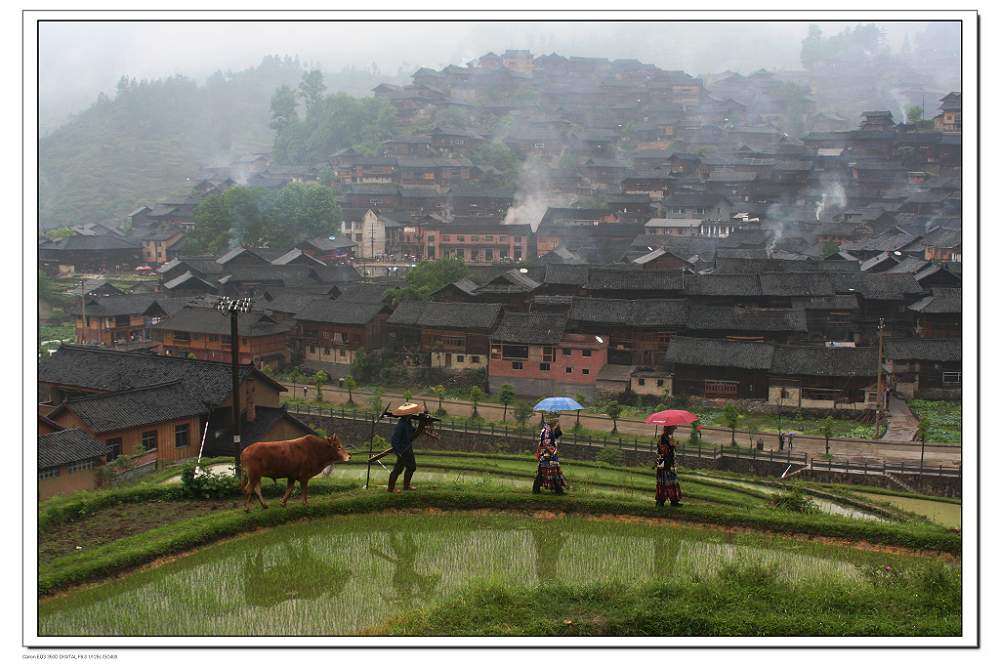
xmin=393 ymin=402 xmax=422 ymax=417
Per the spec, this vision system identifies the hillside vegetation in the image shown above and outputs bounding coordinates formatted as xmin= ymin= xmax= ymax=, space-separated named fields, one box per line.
xmin=38 ymin=57 xmax=406 ymax=230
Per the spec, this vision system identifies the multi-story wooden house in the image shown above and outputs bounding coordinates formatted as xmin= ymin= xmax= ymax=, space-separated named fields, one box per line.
xmin=152 ymin=306 xmax=293 ymax=367
xmin=73 ymin=296 xmax=173 ymax=347
xmin=295 ymin=298 xmax=388 ymax=372
xmin=387 ymin=301 xmax=502 ymax=371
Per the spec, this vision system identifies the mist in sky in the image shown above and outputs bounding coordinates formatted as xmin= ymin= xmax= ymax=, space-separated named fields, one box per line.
xmin=39 ymin=20 xmax=931 ymax=130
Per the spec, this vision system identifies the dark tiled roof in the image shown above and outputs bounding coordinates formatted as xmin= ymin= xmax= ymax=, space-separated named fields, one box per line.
xmin=38 ymin=345 xmax=281 ymax=406
xmin=758 ymin=273 xmax=833 ymax=297
xmin=335 ymin=283 xmax=393 ymax=304
xmin=154 ymin=308 xmax=292 ymax=337
xmin=885 ymin=338 xmax=962 ymax=362
xmin=311 ymin=265 xmax=363 ymax=283
xmin=40 ymin=235 xmax=141 ymax=251
xmin=665 ymin=336 xmax=774 ymax=370
xmin=56 ymin=380 xmax=208 ymax=433
xmin=585 ymin=269 xmax=683 ymax=292
xmin=543 ymin=264 xmax=591 ymax=286
xmin=388 ymin=301 xmax=502 ymax=331
xmin=70 ymin=295 xmax=165 ymax=318
xmin=567 ymin=298 xmax=688 ymax=328
xmin=686 ymin=305 xmax=808 ymax=332
xmin=794 ymin=295 xmax=860 ymax=311
xmin=770 ymin=345 xmax=876 ymax=377
xmin=492 ymin=312 xmax=567 ymax=345
xmin=908 ymin=288 xmax=962 ymax=314
xmin=683 ymin=274 xmax=762 ymax=297
xmin=296 ymin=299 xmax=385 ymax=325
xmin=38 ymin=429 xmax=110 ymax=469
xmin=830 ymin=273 xmax=925 ymax=300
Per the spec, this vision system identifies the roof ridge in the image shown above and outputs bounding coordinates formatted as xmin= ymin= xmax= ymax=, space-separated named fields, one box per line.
xmin=65 ymin=378 xmax=186 ymax=403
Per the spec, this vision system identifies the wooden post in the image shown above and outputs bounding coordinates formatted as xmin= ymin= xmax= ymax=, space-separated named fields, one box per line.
xmin=873 ymin=317 xmax=886 ymax=436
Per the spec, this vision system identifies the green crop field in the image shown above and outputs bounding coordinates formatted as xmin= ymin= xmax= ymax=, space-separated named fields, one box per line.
xmin=38 ymin=511 xmax=959 ymax=637
xmin=36 ymin=454 xmax=961 ymax=637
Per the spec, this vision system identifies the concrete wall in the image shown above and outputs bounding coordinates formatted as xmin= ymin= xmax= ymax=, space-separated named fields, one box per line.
xmin=38 ymin=466 xmax=101 ymax=500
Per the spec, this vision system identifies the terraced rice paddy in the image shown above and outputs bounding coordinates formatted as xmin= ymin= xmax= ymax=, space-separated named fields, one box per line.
xmin=38 ymin=511 xmax=937 ymax=637
xmin=857 ymin=492 xmax=961 ymax=529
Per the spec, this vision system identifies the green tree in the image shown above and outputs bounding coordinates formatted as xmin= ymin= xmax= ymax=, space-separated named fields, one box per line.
xmin=513 ymin=401 xmax=534 ymax=433
xmin=386 ymin=257 xmax=470 ymax=304
xmin=723 ymin=404 xmax=740 ymax=446
xmin=187 ymin=192 xmax=233 ymax=255
xmin=821 ymin=239 xmax=842 ymax=258
xmin=298 ymin=70 xmax=327 ymax=116
xmin=606 ymin=401 xmax=622 ymax=433
xmin=821 ymin=416 xmax=835 ymax=456
xmin=906 ymin=105 xmax=924 ymax=125
xmin=369 ymin=386 xmax=385 ymax=416
xmin=313 ymin=370 xmax=329 ymax=402
xmin=403 ymin=389 xmax=413 ymax=403
xmin=499 ymin=384 xmax=515 ymax=421
xmin=288 ymin=368 xmax=302 ymax=401
xmin=344 ymin=375 xmax=357 ymax=405
xmin=469 ymin=386 xmax=483 ymax=418
xmin=432 ymin=384 xmax=447 ymax=416
xmin=470 ymin=141 xmax=521 ymax=189
xmin=269 ymin=84 xmax=298 ymax=131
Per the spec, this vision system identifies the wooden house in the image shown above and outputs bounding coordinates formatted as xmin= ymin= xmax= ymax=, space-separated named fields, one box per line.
xmin=37 ymin=428 xmax=111 ymax=500
xmin=489 ymin=312 xmax=608 ymax=399
xmin=664 ymin=336 xmax=773 ymax=400
xmin=885 ymin=338 xmax=962 ymax=400
xmin=152 ymin=307 xmax=293 ymax=367
xmin=767 ymin=345 xmax=879 ymax=411
xmin=387 ymin=301 xmax=502 ymax=372
xmin=73 ymin=295 xmax=172 ymax=347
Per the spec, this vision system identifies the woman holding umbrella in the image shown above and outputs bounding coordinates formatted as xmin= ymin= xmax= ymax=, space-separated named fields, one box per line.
xmin=655 ymin=427 xmax=682 ymax=507
xmin=645 ymin=409 xmax=696 ymax=508
xmin=533 ymin=414 xmax=567 ymax=494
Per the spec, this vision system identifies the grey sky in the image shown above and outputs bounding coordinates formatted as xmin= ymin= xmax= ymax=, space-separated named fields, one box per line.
xmin=39 ymin=21 xmax=928 ymax=126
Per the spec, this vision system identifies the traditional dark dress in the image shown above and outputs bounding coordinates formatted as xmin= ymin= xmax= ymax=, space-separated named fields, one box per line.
xmin=655 ymin=433 xmax=682 ymax=506
xmin=533 ymin=424 xmax=567 ymax=493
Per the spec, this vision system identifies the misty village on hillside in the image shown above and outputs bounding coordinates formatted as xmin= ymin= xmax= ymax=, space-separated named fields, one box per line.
xmin=30 ymin=17 xmax=971 ymax=644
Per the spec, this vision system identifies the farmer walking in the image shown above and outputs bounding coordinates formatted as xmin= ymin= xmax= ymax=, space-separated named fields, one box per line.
xmin=533 ymin=415 xmax=567 ymax=494
xmin=387 ymin=403 xmax=427 ymax=493
xmin=655 ymin=426 xmax=683 ymax=508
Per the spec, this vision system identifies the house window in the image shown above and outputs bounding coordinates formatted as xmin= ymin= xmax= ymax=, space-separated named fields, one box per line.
xmin=562 ymin=348 xmax=571 ymax=356
xmin=142 ymin=430 xmax=158 ymax=452
xmin=457 ymin=355 xmax=465 ymax=363
xmin=175 ymin=423 xmax=191 ymax=449
xmin=471 ymin=355 xmax=480 ymax=363
xmin=540 ymin=362 xmax=550 ymax=371
xmin=512 ymin=361 xmax=524 ymax=370
xmin=582 ymin=369 xmax=590 ymax=375
xmin=565 ymin=367 xmax=573 ymax=373
xmin=656 ymin=379 xmax=664 ymax=387
xmin=582 ymin=349 xmax=592 ymax=357
xmin=309 ymin=346 xmax=317 ymax=354
xmin=339 ymin=349 xmax=347 ymax=358
xmin=173 ymin=331 xmax=191 ymax=342
xmin=39 ymin=467 xmax=60 ymax=480
xmin=542 ymin=347 xmax=554 ymax=362
xmin=638 ymin=378 xmax=646 ymax=386
xmin=942 ymin=371 xmax=962 ymax=385
xmin=324 ymin=347 xmax=332 ymax=356
xmin=105 ymin=438 xmax=122 ymax=459
xmin=502 ymin=345 xmax=528 ymax=359
xmin=68 ymin=460 xmax=95 ymax=473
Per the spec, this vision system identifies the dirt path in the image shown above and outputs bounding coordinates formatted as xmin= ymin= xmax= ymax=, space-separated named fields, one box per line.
xmin=882 ymin=394 xmax=919 ymax=442
xmin=282 ymin=384 xmax=962 ymax=465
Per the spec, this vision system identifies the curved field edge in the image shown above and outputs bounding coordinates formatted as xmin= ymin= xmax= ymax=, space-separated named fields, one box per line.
xmin=38 ymin=488 xmax=961 ymax=597
xmin=370 ymin=573 xmax=962 ymax=637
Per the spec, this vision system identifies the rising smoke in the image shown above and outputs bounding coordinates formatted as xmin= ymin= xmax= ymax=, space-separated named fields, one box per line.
xmin=502 ymin=154 xmax=572 ymax=231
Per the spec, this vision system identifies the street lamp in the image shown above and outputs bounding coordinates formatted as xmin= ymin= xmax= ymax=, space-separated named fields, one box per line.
xmin=216 ymin=295 xmax=254 ymax=475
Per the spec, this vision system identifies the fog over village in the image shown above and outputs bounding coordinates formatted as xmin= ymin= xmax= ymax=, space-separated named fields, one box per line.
xmin=33 ymin=18 xmax=967 ymax=642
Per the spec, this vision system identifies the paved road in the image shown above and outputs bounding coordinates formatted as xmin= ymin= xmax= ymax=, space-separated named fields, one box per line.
xmin=281 ymin=384 xmax=961 ymax=466
xmin=882 ymin=394 xmax=919 ymax=442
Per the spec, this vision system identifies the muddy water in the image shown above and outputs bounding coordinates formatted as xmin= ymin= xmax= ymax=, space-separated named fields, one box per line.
xmin=857 ymin=493 xmax=961 ymax=529
xmin=39 ymin=512 xmax=890 ymax=637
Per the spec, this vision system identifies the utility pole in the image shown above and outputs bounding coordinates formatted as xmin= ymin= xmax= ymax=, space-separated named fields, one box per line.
xmin=216 ymin=295 xmax=254 ymax=476
xmin=873 ymin=317 xmax=886 ymax=437
xmin=79 ymin=279 xmax=86 ymax=344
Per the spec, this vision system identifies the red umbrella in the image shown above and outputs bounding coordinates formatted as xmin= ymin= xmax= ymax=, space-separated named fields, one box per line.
xmin=644 ymin=409 xmax=699 ymax=426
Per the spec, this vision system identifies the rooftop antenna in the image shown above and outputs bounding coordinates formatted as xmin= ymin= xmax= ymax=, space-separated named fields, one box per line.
xmin=215 ymin=295 xmax=254 ymax=476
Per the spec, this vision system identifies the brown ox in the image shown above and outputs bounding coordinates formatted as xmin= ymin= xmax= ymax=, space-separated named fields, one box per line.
xmin=239 ymin=434 xmax=351 ymax=511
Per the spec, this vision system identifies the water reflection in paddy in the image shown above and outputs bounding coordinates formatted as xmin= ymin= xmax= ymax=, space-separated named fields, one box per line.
xmin=41 ymin=512 xmax=888 ymax=636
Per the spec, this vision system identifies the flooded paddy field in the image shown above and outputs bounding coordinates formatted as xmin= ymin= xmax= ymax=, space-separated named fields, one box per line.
xmin=38 ymin=511 xmax=947 ymax=637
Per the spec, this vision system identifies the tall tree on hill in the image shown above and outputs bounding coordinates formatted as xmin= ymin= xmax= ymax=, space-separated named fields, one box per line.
xmin=269 ymin=84 xmax=299 ymax=131
xmin=298 ymin=70 xmax=327 ymax=116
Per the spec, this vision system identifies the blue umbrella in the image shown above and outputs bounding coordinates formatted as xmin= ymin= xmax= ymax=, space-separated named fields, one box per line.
xmin=533 ymin=397 xmax=584 ymax=412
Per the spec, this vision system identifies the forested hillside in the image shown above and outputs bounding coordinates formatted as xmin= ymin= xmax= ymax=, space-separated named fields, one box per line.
xmin=38 ymin=57 xmax=406 ymax=230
